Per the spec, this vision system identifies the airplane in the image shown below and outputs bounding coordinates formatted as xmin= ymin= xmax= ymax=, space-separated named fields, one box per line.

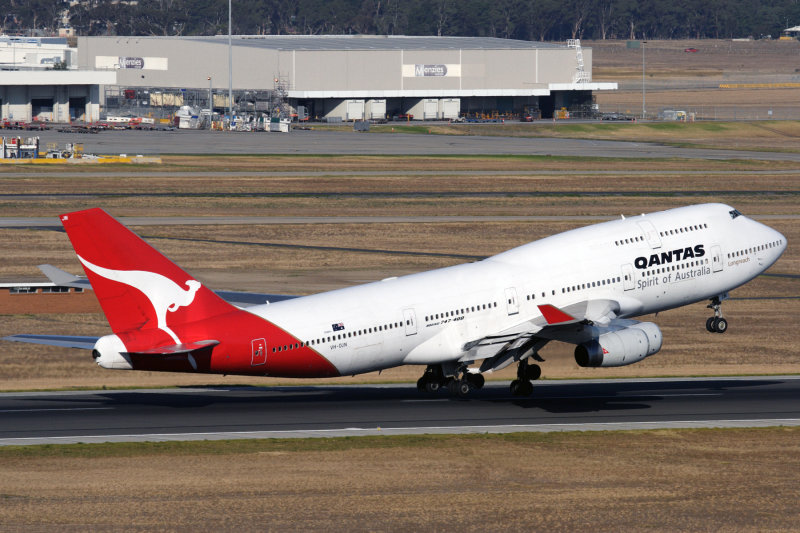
xmin=3 ymin=203 xmax=787 ymax=397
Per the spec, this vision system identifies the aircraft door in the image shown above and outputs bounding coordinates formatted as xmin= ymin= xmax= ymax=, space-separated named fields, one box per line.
xmin=504 ymin=287 xmax=520 ymax=315
xmin=711 ymin=245 xmax=723 ymax=272
xmin=251 ymin=338 xmax=266 ymax=366
xmin=637 ymin=220 xmax=662 ymax=249
xmin=621 ymin=264 xmax=635 ymax=291
xmin=403 ymin=308 xmax=418 ymax=336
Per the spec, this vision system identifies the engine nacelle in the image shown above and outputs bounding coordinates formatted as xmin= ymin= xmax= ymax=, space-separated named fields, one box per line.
xmin=575 ymin=322 xmax=663 ymax=368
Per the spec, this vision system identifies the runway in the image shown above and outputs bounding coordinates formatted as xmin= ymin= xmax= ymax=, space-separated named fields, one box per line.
xmin=2 ymin=376 xmax=799 ymax=446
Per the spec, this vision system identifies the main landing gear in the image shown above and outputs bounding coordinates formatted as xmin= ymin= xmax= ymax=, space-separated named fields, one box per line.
xmin=417 ymin=357 xmax=542 ymax=398
xmin=706 ymin=295 xmax=728 ymax=333
xmin=509 ymin=358 xmax=541 ymax=397
xmin=417 ymin=364 xmax=485 ymax=397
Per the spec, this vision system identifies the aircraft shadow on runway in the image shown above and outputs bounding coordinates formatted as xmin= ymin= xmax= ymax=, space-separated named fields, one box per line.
xmin=17 ymin=378 xmax=781 ymax=416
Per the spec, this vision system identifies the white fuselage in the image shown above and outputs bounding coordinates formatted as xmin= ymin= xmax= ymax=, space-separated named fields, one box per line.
xmin=247 ymin=204 xmax=787 ymax=376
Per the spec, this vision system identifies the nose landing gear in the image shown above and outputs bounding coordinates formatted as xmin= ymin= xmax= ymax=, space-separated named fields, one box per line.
xmin=706 ymin=295 xmax=728 ymax=333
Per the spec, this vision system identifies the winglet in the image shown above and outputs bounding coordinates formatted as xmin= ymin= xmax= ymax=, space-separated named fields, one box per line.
xmin=537 ymin=304 xmax=578 ymax=325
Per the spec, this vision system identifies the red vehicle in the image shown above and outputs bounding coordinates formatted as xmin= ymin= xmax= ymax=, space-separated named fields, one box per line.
xmin=25 ymin=121 xmax=49 ymax=131
xmin=684 ymin=48 xmax=699 ymax=53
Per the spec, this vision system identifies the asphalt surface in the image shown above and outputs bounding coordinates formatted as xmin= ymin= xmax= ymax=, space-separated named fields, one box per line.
xmin=2 ymin=376 xmax=799 ymax=445
xmin=29 ymin=129 xmax=800 ymax=161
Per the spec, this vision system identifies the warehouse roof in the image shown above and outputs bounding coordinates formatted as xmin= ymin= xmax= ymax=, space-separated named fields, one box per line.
xmin=182 ymin=35 xmax=566 ymax=51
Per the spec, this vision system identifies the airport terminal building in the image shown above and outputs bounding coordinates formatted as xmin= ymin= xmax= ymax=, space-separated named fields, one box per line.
xmin=76 ymin=35 xmax=616 ymax=120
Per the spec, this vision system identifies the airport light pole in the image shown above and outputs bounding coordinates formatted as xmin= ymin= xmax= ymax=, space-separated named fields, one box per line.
xmin=228 ymin=0 xmax=233 ymax=124
xmin=642 ymin=40 xmax=647 ymax=119
xmin=207 ymin=76 xmax=212 ymax=113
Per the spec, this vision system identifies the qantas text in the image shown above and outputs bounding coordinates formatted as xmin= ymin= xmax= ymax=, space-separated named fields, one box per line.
xmin=634 ymin=244 xmax=705 ymax=269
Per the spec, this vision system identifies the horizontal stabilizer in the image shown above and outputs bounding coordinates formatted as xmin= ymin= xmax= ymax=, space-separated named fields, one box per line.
xmin=2 ymin=334 xmax=99 ymax=350
xmin=126 ymin=339 xmax=219 ymax=356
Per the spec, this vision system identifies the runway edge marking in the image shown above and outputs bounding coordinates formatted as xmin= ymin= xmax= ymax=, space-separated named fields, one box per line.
xmin=2 ymin=418 xmax=800 ymax=446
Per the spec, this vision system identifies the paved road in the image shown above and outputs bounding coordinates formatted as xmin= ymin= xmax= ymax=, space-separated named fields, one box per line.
xmin=1 ymin=377 xmax=799 ymax=445
xmin=29 ymin=129 xmax=800 ymax=161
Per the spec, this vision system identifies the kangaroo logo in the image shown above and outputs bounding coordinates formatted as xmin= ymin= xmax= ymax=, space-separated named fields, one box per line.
xmin=78 ymin=255 xmax=201 ymax=344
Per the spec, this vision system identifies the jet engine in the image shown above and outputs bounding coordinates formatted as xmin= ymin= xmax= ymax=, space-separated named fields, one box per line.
xmin=574 ymin=322 xmax=662 ymax=368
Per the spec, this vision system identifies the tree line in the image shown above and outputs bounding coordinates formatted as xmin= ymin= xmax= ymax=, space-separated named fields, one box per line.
xmin=3 ymin=0 xmax=800 ymax=41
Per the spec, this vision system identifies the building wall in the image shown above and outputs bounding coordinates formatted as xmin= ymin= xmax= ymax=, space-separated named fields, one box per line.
xmin=291 ymin=50 xmax=400 ymax=92
xmin=73 ymin=36 xmax=610 ymax=120
xmin=0 ymin=71 xmax=115 ymax=122
xmin=0 ymin=39 xmax=69 ymax=69
xmin=78 ymin=36 xmax=583 ymax=93
xmin=78 ymin=37 xmax=279 ymax=90
xmin=1 ymin=84 xmax=102 ymax=122
xmin=0 ymin=288 xmax=100 ymax=314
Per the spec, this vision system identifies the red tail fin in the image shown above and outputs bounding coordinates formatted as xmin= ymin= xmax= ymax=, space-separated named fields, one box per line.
xmin=60 ymin=209 xmax=235 ymax=344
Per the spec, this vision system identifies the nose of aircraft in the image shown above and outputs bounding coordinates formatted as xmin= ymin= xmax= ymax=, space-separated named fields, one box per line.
xmin=772 ymin=227 xmax=788 ymax=255
xmin=763 ymin=224 xmax=788 ymax=268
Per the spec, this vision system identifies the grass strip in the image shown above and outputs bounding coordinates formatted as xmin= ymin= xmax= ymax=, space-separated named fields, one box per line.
xmin=2 ymin=426 xmax=797 ymax=458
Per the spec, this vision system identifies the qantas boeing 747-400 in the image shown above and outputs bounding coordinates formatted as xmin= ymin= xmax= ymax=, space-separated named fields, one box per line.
xmin=3 ymin=204 xmax=787 ymax=396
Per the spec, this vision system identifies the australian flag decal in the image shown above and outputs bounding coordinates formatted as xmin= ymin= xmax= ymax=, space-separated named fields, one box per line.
xmin=332 ymin=323 xmax=345 ymax=331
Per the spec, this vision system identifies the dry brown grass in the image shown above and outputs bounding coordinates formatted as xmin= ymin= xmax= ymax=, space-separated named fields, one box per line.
xmin=1 ymin=158 xmax=799 ymax=218
xmin=0 ymin=428 xmax=798 ymax=531
xmin=590 ymin=39 xmax=800 ymax=120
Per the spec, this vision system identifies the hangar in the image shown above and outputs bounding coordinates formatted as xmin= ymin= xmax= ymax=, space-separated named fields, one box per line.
xmin=1 ymin=70 xmax=114 ymax=123
xmin=76 ymin=35 xmax=616 ymax=120
xmin=0 ymin=36 xmax=114 ymax=123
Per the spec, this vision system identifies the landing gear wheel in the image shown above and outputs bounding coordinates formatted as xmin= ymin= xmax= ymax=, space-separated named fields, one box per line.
xmin=510 ymin=379 xmax=533 ymax=397
xmin=706 ymin=295 xmax=728 ymax=334
xmin=521 ymin=380 xmax=534 ymax=396
xmin=418 ymin=364 xmax=445 ymax=393
xmin=525 ymin=364 xmax=542 ymax=381
xmin=448 ymin=379 xmax=471 ymax=397
xmin=425 ymin=380 xmax=440 ymax=393
xmin=466 ymin=373 xmax=485 ymax=390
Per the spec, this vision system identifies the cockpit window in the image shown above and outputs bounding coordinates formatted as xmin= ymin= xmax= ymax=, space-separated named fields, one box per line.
xmin=729 ymin=209 xmax=743 ymax=219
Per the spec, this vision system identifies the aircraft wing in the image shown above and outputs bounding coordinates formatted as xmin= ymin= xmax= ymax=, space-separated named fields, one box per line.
xmin=2 ymin=334 xmax=99 ymax=349
xmin=466 ymin=299 xmax=622 ymax=373
xmin=212 ymin=290 xmax=298 ymax=307
xmin=37 ymin=265 xmax=298 ymax=307
xmin=38 ymin=264 xmax=92 ymax=289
